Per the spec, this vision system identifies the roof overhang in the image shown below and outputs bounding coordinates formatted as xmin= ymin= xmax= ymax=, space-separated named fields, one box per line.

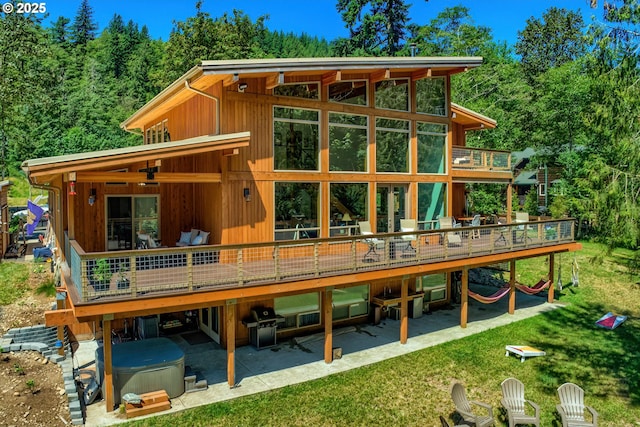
xmin=22 ymin=132 xmax=250 ymax=185
xmin=451 ymin=102 xmax=497 ymax=130
xmin=121 ymin=56 xmax=484 ymax=131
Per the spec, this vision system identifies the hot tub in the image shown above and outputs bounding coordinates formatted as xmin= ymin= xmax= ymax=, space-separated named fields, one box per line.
xmin=96 ymin=337 xmax=185 ymax=405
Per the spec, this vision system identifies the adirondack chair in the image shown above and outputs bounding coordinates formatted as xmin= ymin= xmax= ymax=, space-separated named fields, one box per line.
xmin=438 ymin=217 xmax=462 ymax=246
xmin=399 ymin=219 xmax=417 ymax=256
xmin=556 ymin=383 xmax=599 ymax=427
xmin=358 ymin=221 xmax=383 ymax=262
xmin=501 ymin=377 xmax=540 ymax=427
xmin=450 ymin=380 xmax=495 ymax=427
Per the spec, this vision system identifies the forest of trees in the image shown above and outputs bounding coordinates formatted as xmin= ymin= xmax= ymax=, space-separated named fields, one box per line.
xmin=2 ymin=0 xmax=640 ymax=252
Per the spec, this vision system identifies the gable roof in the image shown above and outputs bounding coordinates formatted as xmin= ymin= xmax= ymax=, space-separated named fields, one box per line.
xmin=122 ymin=56 xmax=484 ymax=131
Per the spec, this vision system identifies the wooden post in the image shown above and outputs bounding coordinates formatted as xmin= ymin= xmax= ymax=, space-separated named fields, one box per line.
xmin=506 ymin=183 xmax=512 ymax=223
xmin=56 ymin=292 xmax=65 ymax=356
xmin=508 ymin=260 xmax=516 ymax=314
xmin=323 ymin=288 xmax=333 ymax=363
xmin=461 ymin=268 xmax=468 ymax=328
xmin=226 ymin=300 xmax=236 ymax=387
xmin=548 ymin=253 xmax=555 ymax=303
xmin=400 ymin=277 xmax=409 ymax=344
xmin=103 ymin=318 xmax=114 ymax=412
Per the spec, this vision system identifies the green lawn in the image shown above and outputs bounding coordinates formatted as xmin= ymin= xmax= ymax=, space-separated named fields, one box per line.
xmin=124 ymin=241 xmax=640 ymax=427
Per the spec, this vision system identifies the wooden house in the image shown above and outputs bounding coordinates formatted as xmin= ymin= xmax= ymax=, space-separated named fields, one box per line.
xmin=22 ymin=57 xmax=580 ymax=411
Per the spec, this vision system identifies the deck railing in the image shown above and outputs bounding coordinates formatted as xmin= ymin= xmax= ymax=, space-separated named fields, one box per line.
xmin=451 ymin=146 xmax=511 ymax=171
xmin=69 ymin=219 xmax=576 ymax=303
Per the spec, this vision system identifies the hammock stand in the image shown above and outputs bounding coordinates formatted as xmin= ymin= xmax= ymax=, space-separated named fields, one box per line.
xmin=467 ymin=286 xmax=511 ymax=304
xmin=514 ymin=279 xmax=551 ymax=295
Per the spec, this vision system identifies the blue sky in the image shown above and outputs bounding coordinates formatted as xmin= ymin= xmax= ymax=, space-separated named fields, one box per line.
xmin=42 ymin=0 xmax=604 ymax=47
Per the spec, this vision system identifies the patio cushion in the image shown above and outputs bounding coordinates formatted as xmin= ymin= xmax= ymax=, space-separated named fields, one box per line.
xmin=192 ymin=235 xmax=203 ymax=245
xmin=178 ymin=232 xmax=191 ymax=245
xmin=190 ymin=228 xmax=201 ymax=243
xmin=198 ymin=231 xmax=210 ymax=245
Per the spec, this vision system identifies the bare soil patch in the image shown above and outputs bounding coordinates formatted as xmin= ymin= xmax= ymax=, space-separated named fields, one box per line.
xmin=0 ymin=265 xmax=70 ymax=426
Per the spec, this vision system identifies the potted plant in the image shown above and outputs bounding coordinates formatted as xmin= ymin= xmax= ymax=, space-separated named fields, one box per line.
xmin=116 ymin=263 xmax=130 ymax=290
xmin=91 ymin=258 xmax=112 ymax=291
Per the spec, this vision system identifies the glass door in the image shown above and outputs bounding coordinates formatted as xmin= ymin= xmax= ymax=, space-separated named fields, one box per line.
xmin=106 ymin=195 xmax=159 ymax=251
xmin=200 ymin=307 xmax=220 ymax=343
xmin=376 ymin=185 xmax=407 ymax=232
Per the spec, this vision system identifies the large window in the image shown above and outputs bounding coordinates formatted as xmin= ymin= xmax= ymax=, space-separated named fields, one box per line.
xmin=418 ymin=183 xmax=446 ymax=230
xmin=273 ymin=82 xmax=320 ymax=100
xmin=329 ymin=80 xmax=367 ymax=105
xmin=273 ymin=107 xmax=320 ymax=171
xmin=275 ymin=292 xmax=321 ymax=329
xmin=416 ymin=77 xmax=446 ymax=116
xmin=376 ymin=118 xmax=410 ymax=173
xmin=329 ymin=183 xmax=368 ymax=236
xmin=274 ymin=182 xmax=319 ymax=240
xmin=332 ymin=284 xmax=369 ymax=320
xmin=417 ymin=122 xmax=447 ymax=174
xmin=329 ymin=113 xmax=368 ymax=172
xmin=106 ymin=195 xmax=159 ymax=250
xmin=375 ymin=78 xmax=409 ymax=111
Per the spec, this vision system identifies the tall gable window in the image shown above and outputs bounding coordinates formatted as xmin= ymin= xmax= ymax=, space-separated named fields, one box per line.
xmin=273 ymin=107 xmax=320 ymax=171
xmin=416 ymin=77 xmax=446 ymax=116
xmin=329 ymin=113 xmax=368 ymax=172
xmin=417 ymin=122 xmax=447 ymax=174
xmin=329 ymin=80 xmax=368 ymax=105
xmin=375 ymin=118 xmax=410 ymax=173
xmin=144 ymin=120 xmax=170 ymax=144
xmin=374 ymin=78 xmax=409 ymax=111
xmin=273 ymin=82 xmax=320 ymax=100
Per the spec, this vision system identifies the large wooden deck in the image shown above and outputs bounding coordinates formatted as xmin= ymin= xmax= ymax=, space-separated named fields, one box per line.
xmin=66 ymin=219 xmax=576 ymax=304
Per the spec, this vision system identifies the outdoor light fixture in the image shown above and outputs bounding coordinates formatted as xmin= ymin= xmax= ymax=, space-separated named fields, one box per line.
xmin=88 ymin=188 xmax=96 ymax=206
xmin=243 ymin=187 xmax=251 ymax=202
xmin=238 ymin=83 xmax=248 ymax=93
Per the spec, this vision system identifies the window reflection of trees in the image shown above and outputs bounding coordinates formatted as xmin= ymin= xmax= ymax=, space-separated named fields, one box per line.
xmin=330 ymin=183 xmax=368 ymax=235
xmin=417 ymin=122 xmax=447 ymax=174
xmin=328 ymin=81 xmax=367 ymax=105
xmin=376 ymin=118 xmax=410 ymax=172
xmin=416 ymin=78 xmax=446 ymax=116
xmin=274 ymin=182 xmax=319 ymax=240
xmin=329 ymin=113 xmax=368 ymax=172
xmin=374 ymin=79 xmax=409 ymax=111
xmin=273 ymin=107 xmax=319 ymax=170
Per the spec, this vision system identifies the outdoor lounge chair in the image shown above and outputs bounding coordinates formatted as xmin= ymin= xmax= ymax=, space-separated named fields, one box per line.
xmin=438 ymin=217 xmax=462 ymax=246
xmin=358 ymin=221 xmax=383 ymax=262
xmin=470 ymin=214 xmax=481 ymax=239
xmin=439 ymin=415 xmax=466 ymax=427
xmin=450 ymin=380 xmax=495 ymax=427
xmin=400 ymin=219 xmax=418 ymax=256
xmin=556 ymin=383 xmax=598 ymax=427
xmin=501 ymin=377 xmax=540 ymax=427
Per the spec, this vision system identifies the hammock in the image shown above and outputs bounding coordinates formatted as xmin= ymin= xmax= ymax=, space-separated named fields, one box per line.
xmin=467 ymin=285 xmax=511 ymax=304
xmin=514 ymin=279 xmax=551 ymax=295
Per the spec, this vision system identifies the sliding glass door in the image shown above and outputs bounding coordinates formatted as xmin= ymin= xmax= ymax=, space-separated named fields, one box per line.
xmin=106 ymin=195 xmax=159 ymax=251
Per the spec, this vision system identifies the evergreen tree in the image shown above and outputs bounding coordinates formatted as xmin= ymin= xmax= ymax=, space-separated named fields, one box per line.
xmin=71 ymin=0 xmax=97 ymax=49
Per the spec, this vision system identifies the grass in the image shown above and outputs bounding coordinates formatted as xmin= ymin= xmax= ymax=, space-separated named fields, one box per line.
xmin=121 ymin=241 xmax=639 ymax=426
xmin=0 ymin=263 xmax=31 ymax=305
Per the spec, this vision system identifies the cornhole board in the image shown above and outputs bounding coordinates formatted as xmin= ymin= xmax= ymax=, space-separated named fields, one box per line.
xmin=505 ymin=345 xmax=546 ymax=362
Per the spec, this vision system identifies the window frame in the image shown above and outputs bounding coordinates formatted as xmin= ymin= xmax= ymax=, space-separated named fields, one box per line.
xmin=328 ymin=112 xmax=369 ymax=173
xmin=273 ymin=105 xmax=321 ymax=172
xmin=375 ymin=117 xmax=411 ymax=173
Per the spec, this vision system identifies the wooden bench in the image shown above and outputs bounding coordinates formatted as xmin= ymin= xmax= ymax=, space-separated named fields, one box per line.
xmin=125 ymin=390 xmax=171 ymax=419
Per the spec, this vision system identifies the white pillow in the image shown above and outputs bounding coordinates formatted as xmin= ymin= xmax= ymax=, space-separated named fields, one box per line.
xmin=191 ymin=235 xmax=203 ymax=245
xmin=189 ymin=228 xmax=201 ymax=243
xmin=198 ymin=231 xmax=210 ymax=244
xmin=178 ymin=231 xmax=191 ymax=245
xmin=147 ymin=237 xmax=157 ymax=248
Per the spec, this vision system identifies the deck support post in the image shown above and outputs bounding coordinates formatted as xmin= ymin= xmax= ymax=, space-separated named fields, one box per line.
xmin=323 ymin=287 xmax=333 ymax=363
xmin=103 ymin=318 xmax=114 ymax=412
xmin=226 ymin=300 xmax=236 ymax=387
xmin=548 ymin=253 xmax=555 ymax=302
xmin=400 ymin=276 xmax=409 ymax=344
xmin=461 ymin=268 xmax=468 ymax=328
xmin=508 ymin=260 xmax=516 ymax=314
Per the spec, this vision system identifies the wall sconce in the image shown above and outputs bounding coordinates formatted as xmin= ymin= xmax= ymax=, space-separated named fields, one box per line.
xmin=243 ymin=187 xmax=251 ymax=202
xmin=88 ymin=188 xmax=96 ymax=206
xmin=238 ymin=83 xmax=248 ymax=93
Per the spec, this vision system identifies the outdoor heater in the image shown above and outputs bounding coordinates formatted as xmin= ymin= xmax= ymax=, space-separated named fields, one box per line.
xmin=242 ymin=307 xmax=284 ymax=350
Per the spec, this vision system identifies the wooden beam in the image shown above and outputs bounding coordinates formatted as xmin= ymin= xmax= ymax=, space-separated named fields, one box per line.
xmin=509 ymin=260 xmax=516 ymax=314
xmin=45 ymin=309 xmax=77 ymax=327
xmin=103 ymin=319 xmax=115 ymax=412
xmin=548 ymin=253 xmax=555 ymax=303
xmin=266 ymin=72 xmax=285 ymax=90
xmin=400 ymin=277 xmax=409 ymax=344
xmin=226 ymin=301 xmax=236 ymax=387
xmin=370 ymin=68 xmax=390 ymax=84
xmin=75 ymin=172 xmax=222 ymax=184
xmin=321 ymin=70 xmax=341 ymax=86
xmin=323 ymin=288 xmax=333 ymax=363
xmin=411 ymin=68 xmax=432 ymax=80
xmin=461 ymin=268 xmax=468 ymax=328
xmin=222 ymin=148 xmax=239 ymax=157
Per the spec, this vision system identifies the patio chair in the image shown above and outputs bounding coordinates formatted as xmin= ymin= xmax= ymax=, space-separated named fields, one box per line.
xmin=556 ymin=383 xmax=598 ymax=427
xmin=470 ymin=214 xmax=482 ymax=239
xmin=358 ymin=221 xmax=383 ymax=262
xmin=438 ymin=217 xmax=462 ymax=246
xmin=400 ymin=219 xmax=418 ymax=256
xmin=501 ymin=377 xmax=540 ymax=427
xmin=450 ymin=380 xmax=495 ymax=427
xmin=439 ymin=415 xmax=466 ymax=427
xmin=514 ymin=212 xmax=531 ymax=243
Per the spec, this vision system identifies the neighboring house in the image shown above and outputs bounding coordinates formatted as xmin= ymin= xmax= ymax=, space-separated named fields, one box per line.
xmin=512 ymin=148 xmax=562 ymax=212
xmin=22 ymin=57 xmax=580 ymax=412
